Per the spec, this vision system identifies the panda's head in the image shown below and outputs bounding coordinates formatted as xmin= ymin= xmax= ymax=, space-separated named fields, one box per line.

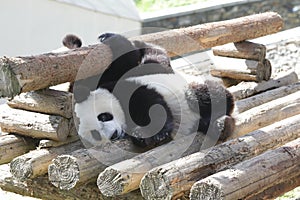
xmin=74 ymin=87 xmax=126 ymax=144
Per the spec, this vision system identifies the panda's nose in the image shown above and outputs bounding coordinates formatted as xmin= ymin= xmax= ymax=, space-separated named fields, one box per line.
xmin=111 ymin=130 xmax=119 ymax=140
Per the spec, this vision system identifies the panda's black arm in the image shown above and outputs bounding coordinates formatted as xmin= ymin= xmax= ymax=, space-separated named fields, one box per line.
xmin=185 ymin=81 xmax=235 ymax=140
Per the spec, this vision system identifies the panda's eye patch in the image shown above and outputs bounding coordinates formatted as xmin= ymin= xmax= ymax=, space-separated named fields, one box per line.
xmin=97 ymin=112 xmax=113 ymax=122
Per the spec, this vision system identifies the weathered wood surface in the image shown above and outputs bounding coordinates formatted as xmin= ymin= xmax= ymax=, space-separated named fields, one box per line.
xmin=210 ymin=58 xmax=270 ymax=82
xmin=38 ymin=135 xmax=79 ymax=148
xmin=232 ymin=90 xmax=300 ymax=138
xmin=233 ymin=82 xmax=300 ymax=114
xmin=189 ymin=138 xmax=300 ymax=200
xmin=247 ymin=174 xmax=300 ymax=200
xmin=96 ymin=133 xmax=205 ymax=197
xmin=139 ymin=114 xmax=300 ymax=200
xmin=48 ymin=139 xmax=140 ymax=190
xmin=10 ymin=141 xmax=83 ymax=181
xmin=212 ymin=41 xmax=266 ymax=61
xmin=229 ymin=72 xmax=298 ymax=100
xmin=0 ymin=104 xmax=70 ymax=141
xmin=0 ymin=164 xmax=143 ymax=200
xmin=7 ymin=89 xmax=73 ymax=118
xmin=0 ymin=134 xmax=36 ymax=164
xmin=0 ymin=12 xmax=283 ymax=98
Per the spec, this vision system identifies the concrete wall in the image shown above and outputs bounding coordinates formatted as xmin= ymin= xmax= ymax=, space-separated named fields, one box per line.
xmin=142 ymin=0 xmax=300 ymax=34
xmin=0 ymin=0 xmax=141 ymax=56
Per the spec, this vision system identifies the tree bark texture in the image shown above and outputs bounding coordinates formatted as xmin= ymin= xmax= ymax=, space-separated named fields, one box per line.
xmin=189 ymin=138 xmax=300 ymax=200
xmin=0 ymin=104 xmax=70 ymax=141
xmin=139 ymin=114 xmax=300 ymax=200
xmin=0 ymin=134 xmax=36 ymax=164
xmin=228 ymin=72 xmax=298 ymax=100
xmin=7 ymin=89 xmax=73 ymax=118
xmin=0 ymin=12 xmax=283 ymax=98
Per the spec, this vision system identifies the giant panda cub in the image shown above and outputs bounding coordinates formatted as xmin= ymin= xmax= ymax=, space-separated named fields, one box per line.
xmin=74 ymin=33 xmax=235 ymax=149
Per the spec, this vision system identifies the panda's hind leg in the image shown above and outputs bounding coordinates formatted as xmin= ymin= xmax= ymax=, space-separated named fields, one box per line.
xmin=185 ymin=80 xmax=235 ymax=142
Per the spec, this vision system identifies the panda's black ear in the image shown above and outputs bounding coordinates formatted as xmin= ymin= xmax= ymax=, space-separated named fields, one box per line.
xmin=73 ymin=85 xmax=91 ymax=103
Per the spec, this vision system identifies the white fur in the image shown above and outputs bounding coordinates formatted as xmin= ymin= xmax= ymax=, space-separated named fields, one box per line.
xmin=127 ymin=72 xmax=201 ymax=137
xmin=74 ymin=88 xmax=126 ymax=145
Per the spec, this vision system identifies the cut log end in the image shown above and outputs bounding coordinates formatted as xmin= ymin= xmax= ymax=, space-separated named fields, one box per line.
xmin=190 ymin=180 xmax=224 ymax=200
xmin=48 ymin=155 xmax=80 ymax=190
xmin=0 ymin=58 xmax=22 ymax=98
xmin=140 ymin=170 xmax=173 ymax=200
xmin=10 ymin=157 xmax=33 ymax=181
xmin=97 ymin=168 xmax=124 ymax=197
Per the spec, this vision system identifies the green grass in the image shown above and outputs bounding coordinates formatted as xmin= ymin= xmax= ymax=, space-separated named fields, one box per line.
xmin=134 ymin=0 xmax=208 ymax=12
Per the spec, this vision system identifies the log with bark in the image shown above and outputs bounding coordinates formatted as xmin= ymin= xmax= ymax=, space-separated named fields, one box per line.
xmin=38 ymin=135 xmax=79 ymax=148
xmin=232 ymin=90 xmax=300 ymax=138
xmin=228 ymin=72 xmax=298 ymax=100
xmin=0 ymin=104 xmax=70 ymax=141
xmin=212 ymin=41 xmax=266 ymax=61
xmin=233 ymin=82 xmax=300 ymax=114
xmin=210 ymin=57 xmax=271 ymax=82
xmin=189 ymin=138 xmax=300 ymax=200
xmin=139 ymin=114 xmax=300 ymax=200
xmin=0 ymin=12 xmax=283 ymax=98
xmin=48 ymin=139 xmax=140 ymax=190
xmin=7 ymin=89 xmax=73 ymax=118
xmin=96 ymin=133 xmax=205 ymax=196
xmin=10 ymin=141 xmax=83 ymax=181
xmin=0 ymin=164 xmax=143 ymax=200
xmin=0 ymin=134 xmax=36 ymax=164
xmin=247 ymin=174 xmax=300 ymax=200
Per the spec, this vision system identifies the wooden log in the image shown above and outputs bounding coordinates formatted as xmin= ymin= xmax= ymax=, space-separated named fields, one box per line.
xmin=38 ymin=135 xmax=79 ymax=148
xmin=247 ymin=174 xmax=300 ymax=200
xmin=139 ymin=114 xmax=300 ymax=200
xmin=48 ymin=139 xmax=140 ymax=190
xmin=0 ymin=12 xmax=283 ymax=98
xmin=234 ymin=82 xmax=300 ymax=114
xmin=0 ymin=104 xmax=70 ymax=141
xmin=189 ymin=138 xmax=300 ymax=200
xmin=10 ymin=141 xmax=83 ymax=181
xmin=212 ymin=41 xmax=266 ymax=61
xmin=228 ymin=72 xmax=298 ymax=100
xmin=96 ymin=133 xmax=205 ymax=196
xmin=0 ymin=164 xmax=143 ymax=200
xmin=210 ymin=58 xmax=269 ymax=82
xmin=0 ymin=135 xmax=36 ymax=164
xmin=232 ymin=90 xmax=300 ymax=138
xmin=7 ymin=89 xmax=72 ymax=118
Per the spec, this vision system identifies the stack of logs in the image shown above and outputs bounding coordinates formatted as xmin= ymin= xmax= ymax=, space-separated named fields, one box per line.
xmin=0 ymin=12 xmax=300 ymax=200
xmin=210 ymin=41 xmax=272 ymax=86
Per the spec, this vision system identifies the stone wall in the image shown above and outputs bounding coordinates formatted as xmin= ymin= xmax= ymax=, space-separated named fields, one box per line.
xmin=142 ymin=0 xmax=300 ymax=34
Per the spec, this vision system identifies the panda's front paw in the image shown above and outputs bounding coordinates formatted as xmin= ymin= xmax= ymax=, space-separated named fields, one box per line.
xmin=129 ymin=127 xmax=172 ymax=148
xmin=214 ymin=115 xmax=235 ymax=142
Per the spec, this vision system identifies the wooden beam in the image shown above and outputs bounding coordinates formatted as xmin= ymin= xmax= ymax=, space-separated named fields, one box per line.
xmin=7 ymin=89 xmax=73 ymax=118
xmin=212 ymin=41 xmax=266 ymax=61
xmin=0 ymin=134 xmax=36 ymax=164
xmin=228 ymin=72 xmax=298 ymax=100
xmin=210 ymin=58 xmax=270 ymax=82
xmin=189 ymin=138 xmax=300 ymax=200
xmin=10 ymin=141 xmax=83 ymax=181
xmin=234 ymin=82 xmax=300 ymax=114
xmin=0 ymin=164 xmax=143 ymax=200
xmin=233 ymin=90 xmax=300 ymax=138
xmin=48 ymin=139 xmax=139 ymax=190
xmin=0 ymin=104 xmax=70 ymax=141
xmin=97 ymin=133 xmax=204 ymax=197
xmin=139 ymin=114 xmax=300 ymax=200
xmin=0 ymin=12 xmax=283 ymax=98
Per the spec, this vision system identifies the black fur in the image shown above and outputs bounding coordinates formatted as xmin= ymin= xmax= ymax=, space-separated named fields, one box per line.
xmin=185 ymin=80 xmax=235 ymax=141
xmin=101 ymin=80 xmax=174 ymax=148
xmin=63 ymin=34 xmax=82 ymax=49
